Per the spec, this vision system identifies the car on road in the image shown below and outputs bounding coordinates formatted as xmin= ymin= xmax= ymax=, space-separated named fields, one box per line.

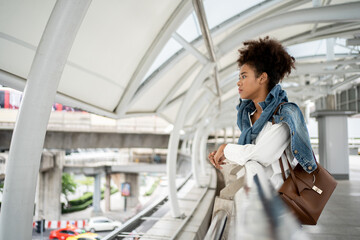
xmin=49 ymin=225 xmax=86 ymax=240
xmin=84 ymin=216 xmax=122 ymax=232
xmin=67 ymin=232 xmax=100 ymax=240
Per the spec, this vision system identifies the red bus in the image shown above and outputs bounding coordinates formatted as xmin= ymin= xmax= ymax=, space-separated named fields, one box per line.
xmin=0 ymin=87 xmax=85 ymax=112
xmin=0 ymin=87 xmax=22 ymax=109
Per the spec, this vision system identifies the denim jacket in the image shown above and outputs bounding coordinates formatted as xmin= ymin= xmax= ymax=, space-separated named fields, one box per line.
xmin=272 ymin=102 xmax=317 ymax=173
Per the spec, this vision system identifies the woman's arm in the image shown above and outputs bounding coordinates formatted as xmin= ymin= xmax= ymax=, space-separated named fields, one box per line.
xmin=223 ymin=123 xmax=290 ymax=167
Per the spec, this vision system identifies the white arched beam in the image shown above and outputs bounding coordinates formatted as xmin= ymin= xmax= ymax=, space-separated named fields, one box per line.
xmin=219 ymin=2 xmax=360 ymax=54
xmin=156 ymin=62 xmax=201 ymax=113
xmin=0 ymin=1 xmax=91 ymax=239
xmin=166 ymin=62 xmax=214 ymax=217
xmin=123 ymin=0 xmax=303 ymax=117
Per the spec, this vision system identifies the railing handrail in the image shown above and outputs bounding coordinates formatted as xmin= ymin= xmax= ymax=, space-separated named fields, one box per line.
xmin=102 ymin=171 xmax=193 ymax=240
xmin=204 ymin=210 xmax=228 ymax=240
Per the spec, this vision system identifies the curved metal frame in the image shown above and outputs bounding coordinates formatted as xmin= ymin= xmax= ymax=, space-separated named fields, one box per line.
xmin=166 ymin=63 xmax=214 ymax=217
xmin=0 ymin=1 xmax=91 ymax=238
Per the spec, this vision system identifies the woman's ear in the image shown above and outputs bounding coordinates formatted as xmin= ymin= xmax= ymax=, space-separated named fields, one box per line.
xmin=260 ymin=72 xmax=268 ymax=85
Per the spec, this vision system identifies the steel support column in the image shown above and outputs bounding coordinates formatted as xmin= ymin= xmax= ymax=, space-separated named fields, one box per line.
xmin=192 ymin=0 xmax=222 ymax=108
xmin=0 ymin=1 xmax=91 ymax=239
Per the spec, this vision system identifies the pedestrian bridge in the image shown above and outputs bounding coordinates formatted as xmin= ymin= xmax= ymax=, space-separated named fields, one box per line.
xmin=1 ymin=0 xmax=360 ymax=239
xmin=0 ymin=110 xmax=171 ymax=150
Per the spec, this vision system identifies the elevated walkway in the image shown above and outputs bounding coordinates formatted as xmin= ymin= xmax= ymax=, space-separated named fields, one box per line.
xmin=0 ymin=109 xmax=171 ymax=150
xmin=100 ymin=155 xmax=360 ymax=239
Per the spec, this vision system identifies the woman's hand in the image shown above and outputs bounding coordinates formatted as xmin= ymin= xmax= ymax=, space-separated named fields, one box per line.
xmin=208 ymin=144 xmax=227 ymax=169
xmin=208 ymin=150 xmax=217 ymax=167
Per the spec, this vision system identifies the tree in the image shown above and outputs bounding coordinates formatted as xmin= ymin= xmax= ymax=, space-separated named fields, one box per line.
xmin=77 ymin=176 xmax=94 ymax=192
xmin=62 ymin=173 xmax=77 ymax=206
xmin=0 ymin=180 xmax=4 ymax=194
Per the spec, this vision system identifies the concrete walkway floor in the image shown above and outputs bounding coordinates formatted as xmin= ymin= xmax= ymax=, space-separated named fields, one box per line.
xmin=302 ymin=155 xmax=360 ymax=240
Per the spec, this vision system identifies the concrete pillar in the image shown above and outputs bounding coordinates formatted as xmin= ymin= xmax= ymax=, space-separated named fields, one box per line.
xmin=111 ymin=173 xmax=124 ymax=190
xmin=111 ymin=173 xmax=125 ymax=210
xmin=36 ymin=150 xmax=64 ymax=221
xmin=92 ymin=173 xmax=102 ymax=215
xmin=325 ymin=95 xmax=336 ymax=110
xmin=124 ymin=173 xmax=139 ymax=208
xmin=311 ymin=110 xmax=355 ymax=179
xmin=105 ymin=173 xmax=111 ymax=212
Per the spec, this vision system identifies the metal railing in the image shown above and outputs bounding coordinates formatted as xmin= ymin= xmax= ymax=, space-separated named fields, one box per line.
xmin=204 ymin=210 xmax=228 ymax=240
xmin=102 ymin=172 xmax=193 ymax=240
xmin=204 ymin=168 xmax=309 ymax=240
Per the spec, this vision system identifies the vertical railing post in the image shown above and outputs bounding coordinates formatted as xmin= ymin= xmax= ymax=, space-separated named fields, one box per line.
xmin=191 ymin=129 xmax=201 ymax=186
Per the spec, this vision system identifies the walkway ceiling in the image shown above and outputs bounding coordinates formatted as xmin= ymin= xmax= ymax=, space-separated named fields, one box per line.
xmin=0 ymin=0 xmax=360 ymax=132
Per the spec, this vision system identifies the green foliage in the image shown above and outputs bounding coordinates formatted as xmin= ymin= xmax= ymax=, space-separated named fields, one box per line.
xmin=62 ymin=198 xmax=93 ymax=214
xmin=76 ymin=177 xmax=94 ymax=192
xmin=76 ymin=177 xmax=94 ymax=185
xmin=144 ymin=178 xmax=160 ymax=196
xmin=62 ymin=173 xmax=77 ymax=205
xmin=61 ymin=187 xmax=118 ymax=214
xmin=68 ymin=192 xmax=93 ymax=206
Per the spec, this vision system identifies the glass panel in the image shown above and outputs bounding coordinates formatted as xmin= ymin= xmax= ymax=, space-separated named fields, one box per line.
xmin=358 ymin=86 xmax=360 ymax=100
xmin=358 ymin=100 xmax=360 ymax=112
xmin=336 ymin=93 xmax=340 ymax=104
xmin=176 ymin=12 xmax=201 ymax=42
xmin=340 ymin=103 xmax=347 ymax=110
xmin=340 ymin=91 xmax=346 ymax=103
xmin=204 ymin=0 xmax=264 ymax=29
xmin=349 ymin=101 xmax=356 ymax=111
xmin=288 ymin=38 xmax=351 ymax=59
xmin=142 ymin=38 xmax=182 ymax=81
xmin=288 ymin=40 xmax=326 ymax=58
xmin=348 ymin=88 xmax=356 ymax=101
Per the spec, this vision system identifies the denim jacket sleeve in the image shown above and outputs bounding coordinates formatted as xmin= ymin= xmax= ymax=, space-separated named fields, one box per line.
xmin=272 ymin=102 xmax=317 ymax=173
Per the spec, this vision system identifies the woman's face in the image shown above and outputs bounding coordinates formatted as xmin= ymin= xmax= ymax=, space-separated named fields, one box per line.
xmin=237 ymin=64 xmax=263 ymax=100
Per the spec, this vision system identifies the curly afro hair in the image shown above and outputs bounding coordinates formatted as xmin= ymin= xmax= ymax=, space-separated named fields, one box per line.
xmin=237 ymin=36 xmax=295 ymax=91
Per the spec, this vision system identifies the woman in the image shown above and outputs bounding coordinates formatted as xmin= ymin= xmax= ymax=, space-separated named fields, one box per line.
xmin=208 ymin=37 xmax=317 ymax=190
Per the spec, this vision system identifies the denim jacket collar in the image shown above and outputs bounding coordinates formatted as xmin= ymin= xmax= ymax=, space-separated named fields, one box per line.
xmin=237 ymin=84 xmax=288 ymax=145
xmin=236 ymin=85 xmax=317 ymax=173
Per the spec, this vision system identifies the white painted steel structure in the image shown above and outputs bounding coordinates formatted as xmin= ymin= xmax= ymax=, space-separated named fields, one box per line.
xmin=0 ymin=0 xmax=91 ymax=239
xmin=0 ymin=0 xmax=360 ymax=236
